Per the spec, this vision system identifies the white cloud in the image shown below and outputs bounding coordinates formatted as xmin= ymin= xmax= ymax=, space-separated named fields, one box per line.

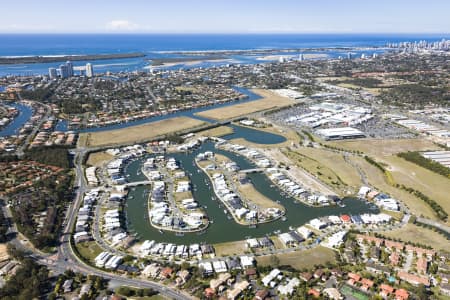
xmin=105 ymin=20 xmax=140 ymax=31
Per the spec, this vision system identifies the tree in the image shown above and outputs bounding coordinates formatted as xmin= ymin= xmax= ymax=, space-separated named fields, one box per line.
xmin=0 ymin=259 xmax=50 ymax=300
xmin=180 ymin=261 xmax=190 ymax=270
xmin=415 ymin=284 xmax=428 ymax=300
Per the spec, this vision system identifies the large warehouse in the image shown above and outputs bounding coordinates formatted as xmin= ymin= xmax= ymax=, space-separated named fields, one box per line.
xmin=422 ymin=151 xmax=450 ymax=168
xmin=315 ymin=127 xmax=366 ymax=140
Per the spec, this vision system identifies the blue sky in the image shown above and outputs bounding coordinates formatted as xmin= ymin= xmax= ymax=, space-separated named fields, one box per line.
xmin=1 ymin=0 xmax=449 ymax=33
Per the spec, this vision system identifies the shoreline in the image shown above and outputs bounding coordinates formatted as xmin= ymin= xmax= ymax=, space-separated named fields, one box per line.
xmin=141 ymin=159 xmax=209 ymax=234
xmin=0 ymin=52 xmax=145 ymax=65
xmin=195 ymin=155 xmax=284 ymax=226
xmin=155 ymin=46 xmax=385 ymax=56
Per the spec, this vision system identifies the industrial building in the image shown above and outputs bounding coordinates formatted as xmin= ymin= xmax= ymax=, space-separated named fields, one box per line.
xmin=422 ymin=151 xmax=450 ymax=168
xmin=316 ymin=127 xmax=365 ymax=140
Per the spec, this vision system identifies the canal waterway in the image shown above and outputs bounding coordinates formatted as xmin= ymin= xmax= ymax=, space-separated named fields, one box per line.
xmin=2 ymin=87 xmax=283 ymax=143
xmin=124 ymin=141 xmax=377 ymax=244
xmin=0 ymin=102 xmax=33 ymax=137
xmin=55 ymin=86 xmax=262 ymax=133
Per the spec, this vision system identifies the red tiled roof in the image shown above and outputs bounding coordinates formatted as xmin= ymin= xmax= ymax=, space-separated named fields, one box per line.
xmin=395 ymin=288 xmax=409 ymax=300
xmin=308 ymin=288 xmax=320 ymax=298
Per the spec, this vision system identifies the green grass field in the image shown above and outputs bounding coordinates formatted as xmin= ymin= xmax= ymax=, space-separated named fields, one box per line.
xmin=75 ymin=241 xmax=103 ymax=263
xmin=341 ymin=285 xmax=369 ymax=300
xmin=256 ymin=246 xmax=336 ymax=270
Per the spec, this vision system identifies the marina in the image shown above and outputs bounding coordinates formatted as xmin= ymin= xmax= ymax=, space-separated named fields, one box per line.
xmin=124 ymin=139 xmax=376 ymax=244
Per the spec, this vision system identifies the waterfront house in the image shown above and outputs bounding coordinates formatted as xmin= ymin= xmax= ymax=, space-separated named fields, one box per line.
xmin=160 ymin=267 xmax=174 ymax=279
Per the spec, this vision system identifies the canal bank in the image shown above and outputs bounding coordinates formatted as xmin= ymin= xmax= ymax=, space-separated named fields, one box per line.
xmin=56 ymin=86 xmax=263 ymax=133
xmin=0 ymin=102 xmax=33 ymax=137
xmin=124 ymin=141 xmax=377 ymax=244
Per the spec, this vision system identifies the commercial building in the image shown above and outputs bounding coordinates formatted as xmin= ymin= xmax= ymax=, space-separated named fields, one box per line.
xmin=66 ymin=61 xmax=74 ymax=77
xmin=48 ymin=67 xmax=57 ymax=79
xmin=316 ymin=127 xmax=365 ymax=140
xmin=59 ymin=64 xmax=70 ymax=78
xmin=86 ymin=63 xmax=94 ymax=77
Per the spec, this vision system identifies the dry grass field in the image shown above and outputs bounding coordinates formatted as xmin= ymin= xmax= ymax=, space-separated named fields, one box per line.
xmin=329 ymin=138 xmax=439 ymax=157
xmin=283 ymin=149 xmax=350 ymax=195
xmin=293 ymin=147 xmax=363 ymax=194
xmin=78 ymin=117 xmax=206 ymax=147
xmin=256 ymin=246 xmax=337 ymax=270
xmin=329 ymin=138 xmax=448 ymax=222
xmin=0 ymin=244 xmax=9 ymax=262
xmin=238 ymin=182 xmax=285 ymax=211
xmin=264 ymin=148 xmax=337 ymax=196
xmin=195 ymin=89 xmax=295 ymax=120
xmin=197 ymin=126 xmax=234 ymax=137
xmin=299 ymin=147 xmax=362 ymax=187
xmin=381 ymin=223 xmax=449 ymax=251
xmin=214 ymin=240 xmax=248 ymax=257
xmin=384 ymin=156 xmax=450 ymax=216
xmin=349 ymin=156 xmax=438 ymax=220
xmin=86 ymin=151 xmax=113 ymax=167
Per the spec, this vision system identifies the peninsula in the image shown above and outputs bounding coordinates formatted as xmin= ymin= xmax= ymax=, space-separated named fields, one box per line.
xmin=0 ymin=52 xmax=146 ymax=64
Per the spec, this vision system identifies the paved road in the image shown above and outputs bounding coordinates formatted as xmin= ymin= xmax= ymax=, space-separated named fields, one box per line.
xmin=417 ymin=217 xmax=450 ymax=234
xmin=3 ymin=107 xmax=432 ymax=300
xmin=15 ymin=97 xmax=52 ymax=157
xmin=1 ymin=148 xmax=192 ymax=300
xmin=64 ymin=149 xmax=193 ymax=299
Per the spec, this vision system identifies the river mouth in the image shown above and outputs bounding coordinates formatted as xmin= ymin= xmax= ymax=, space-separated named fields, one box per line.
xmin=125 ymin=140 xmax=376 ymax=244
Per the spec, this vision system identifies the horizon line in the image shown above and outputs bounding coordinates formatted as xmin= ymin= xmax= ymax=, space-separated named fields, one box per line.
xmin=0 ymin=32 xmax=449 ymax=35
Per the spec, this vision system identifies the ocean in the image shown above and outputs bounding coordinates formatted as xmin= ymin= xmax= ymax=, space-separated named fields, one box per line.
xmin=0 ymin=33 xmax=448 ymax=76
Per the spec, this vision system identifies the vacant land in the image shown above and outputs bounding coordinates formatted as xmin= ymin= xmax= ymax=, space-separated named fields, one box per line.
xmin=0 ymin=244 xmax=9 ymax=262
xmin=195 ymin=89 xmax=295 ymax=121
xmin=385 ymin=156 xmax=450 ymax=216
xmin=329 ymin=138 xmax=439 ymax=157
xmin=256 ymin=246 xmax=337 ymax=270
xmin=330 ymin=138 xmax=448 ymax=221
xmin=197 ymin=126 xmax=234 ymax=137
xmin=238 ymin=181 xmax=285 ymax=211
xmin=349 ymin=156 xmax=437 ymax=220
xmin=214 ymin=240 xmax=248 ymax=257
xmin=381 ymin=223 xmax=449 ymax=251
xmin=75 ymin=241 xmax=103 ymax=263
xmin=78 ymin=117 xmax=207 ymax=147
xmin=173 ymin=191 xmax=193 ymax=203
xmin=264 ymin=148 xmax=336 ymax=196
xmin=283 ymin=149 xmax=348 ymax=195
xmin=86 ymin=151 xmax=113 ymax=167
xmin=299 ymin=147 xmax=362 ymax=189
